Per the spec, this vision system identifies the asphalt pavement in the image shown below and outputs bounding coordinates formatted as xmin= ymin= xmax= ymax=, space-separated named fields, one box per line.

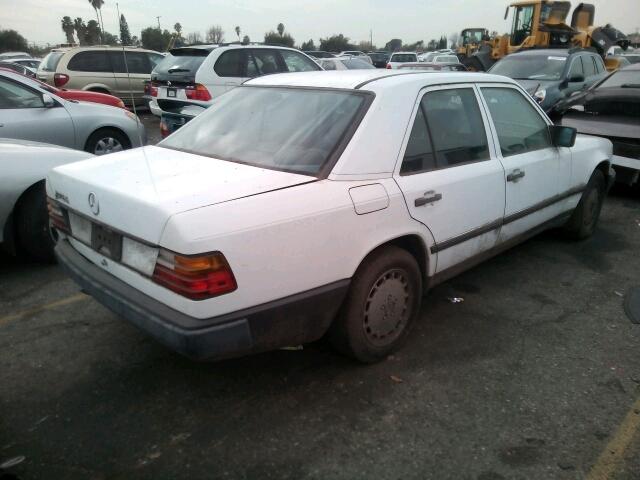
xmin=1 ymin=163 xmax=639 ymax=478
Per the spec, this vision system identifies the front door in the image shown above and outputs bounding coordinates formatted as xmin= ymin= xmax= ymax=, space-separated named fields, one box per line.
xmin=0 ymin=76 xmax=75 ymax=148
xmin=478 ymin=85 xmax=563 ymax=241
xmin=394 ymin=85 xmax=506 ymax=273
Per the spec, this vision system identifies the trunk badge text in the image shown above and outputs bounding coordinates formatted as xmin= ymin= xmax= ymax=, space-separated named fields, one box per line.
xmin=88 ymin=192 xmax=100 ymax=216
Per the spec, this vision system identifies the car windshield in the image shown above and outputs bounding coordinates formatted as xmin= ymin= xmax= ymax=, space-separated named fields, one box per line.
xmin=436 ymin=56 xmax=459 ymax=63
xmin=40 ymin=52 xmax=64 ymax=72
xmin=159 ymin=86 xmax=368 ymax=176
xmin=598 ymin=70 xmax=640 ymax=88
xmin=490 ymin=54 xmax=567 ymax=80
xmin=391 ymin=54 xmax=417 ymax=63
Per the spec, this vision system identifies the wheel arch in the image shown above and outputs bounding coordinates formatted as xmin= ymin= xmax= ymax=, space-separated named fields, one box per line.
xmin=3 ymin=180 xmax=46 ymax=255
xmin=82 ymin=84 xmax=112 ymax=94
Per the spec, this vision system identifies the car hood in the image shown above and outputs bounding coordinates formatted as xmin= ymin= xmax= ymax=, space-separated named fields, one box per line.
xmin=515 ymin=79 xmax=555 ymax=93
xmin=47 ymin=146 xmax=316 ymax=244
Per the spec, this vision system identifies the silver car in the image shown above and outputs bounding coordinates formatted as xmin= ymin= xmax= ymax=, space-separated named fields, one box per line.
xmin=0 ymin=70 xmax=146 ymax=155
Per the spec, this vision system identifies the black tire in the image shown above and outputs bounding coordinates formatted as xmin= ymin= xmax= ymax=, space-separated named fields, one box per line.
xmin=88 ymin=87 xmax=110 ymax=95
xmin=15 ymin=182 xmax=55 ymax=263
xmin=564 ymin=169 xmax=606 ymax=240
xmin=329 ymin=246 xmax=422 ymax=363
xmin=85 ymin=128 xmax=131 ymax=156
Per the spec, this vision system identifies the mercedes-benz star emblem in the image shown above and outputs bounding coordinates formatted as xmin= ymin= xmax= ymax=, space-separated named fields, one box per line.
xmin=88 ymin=192 xmax=100 ymax=216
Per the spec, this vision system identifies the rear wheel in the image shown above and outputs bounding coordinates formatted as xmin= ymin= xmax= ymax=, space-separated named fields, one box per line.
xmin=15 ymin=182 xmax=55 ymax=263
xmin=564 ymin=170 xmax=606 ymax=240
xmin=329 ymin=246 xmax=422 ymax=363
xmin=85 ymin=128 xmax=130 ymax=156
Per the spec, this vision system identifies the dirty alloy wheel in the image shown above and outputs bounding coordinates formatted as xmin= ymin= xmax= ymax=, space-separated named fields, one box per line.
xmin=564 ymin=170 xmax=606 ymax=240
xmin=329 ymin=246 xmax=422 ymax=363
xmin=85 ymin=129 xmax=129 ymax=156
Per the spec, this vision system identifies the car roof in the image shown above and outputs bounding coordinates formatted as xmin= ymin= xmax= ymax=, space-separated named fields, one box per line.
xmin=246 ymin=70 xmax=511 ymax=90
xmin=391 ymin=52 xmax=417 ymax=55
xmin=509 ymin=49 xmax=577 ymax=57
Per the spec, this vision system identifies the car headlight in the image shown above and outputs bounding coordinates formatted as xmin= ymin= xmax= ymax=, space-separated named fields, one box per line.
xmin=533 ymin=89 xmax=546 ymax=103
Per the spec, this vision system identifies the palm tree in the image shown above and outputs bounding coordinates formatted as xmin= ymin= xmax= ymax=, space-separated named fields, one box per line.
xmin=61 ymin=16 xmax=75 ymax=44
xmin=88 ymin=0 xmax=105 ymax=43
xmin=277 ymin=23 xmax=285 ymax=37
xmin=235 ymin=26 xmax=241 ymax=41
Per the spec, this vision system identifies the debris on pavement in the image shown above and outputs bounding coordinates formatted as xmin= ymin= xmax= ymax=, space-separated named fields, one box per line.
xmin=390 ymin=375 xmax=404 ymax=383
xmin=448 ymin=297 xmax=465 ymax=304
xmin=280 ymin=345 xmax=304 ymax=351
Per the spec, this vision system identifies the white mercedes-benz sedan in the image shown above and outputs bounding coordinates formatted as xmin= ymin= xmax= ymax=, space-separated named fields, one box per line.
xmin=47 ymin=70 xmax=614 ymax=363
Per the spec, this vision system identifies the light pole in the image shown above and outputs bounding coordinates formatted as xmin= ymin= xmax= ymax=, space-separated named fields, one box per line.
xmin=156 ymin=16 xmax=162 ymax=30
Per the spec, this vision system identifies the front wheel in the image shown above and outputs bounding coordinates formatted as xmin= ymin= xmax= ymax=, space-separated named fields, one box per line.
xmin=85 ymin=128 xmax=130 ymax=156
xmin=564 ymin=170 xmax=606 ymax=240
xmin=329 ymin=246 xmax=422 ymax=363
xmin=15 ymin=182 xmax=55 ymax=262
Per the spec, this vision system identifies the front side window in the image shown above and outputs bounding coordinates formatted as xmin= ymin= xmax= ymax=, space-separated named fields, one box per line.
xmin=159 ymin=86 xmax=369 ymax=176
xmin=109 ymin=52 xmax=151 ymax=74
xmin=568 ymin=57 xmax=584 ymax=79
xmin=481 ymin=87 xmax=551 ymax=157
xmin=280 ymin=50 xmax=321 ymax=72
xmin=582 ymin=56 xmax=596 ymax=77
xmin=512 ymin=5 xmax=535 ymax=45
xmin=0 ymin=77 xmax=44 ymax=109
xmin=249 ymin=49 xmax=281 ymax=75
xmin=67 ymin=51 xmax=111 ymax=72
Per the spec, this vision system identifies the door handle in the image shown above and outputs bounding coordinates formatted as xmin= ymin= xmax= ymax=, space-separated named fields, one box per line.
xmin=415 ymin=191 xmax=442 ymax=207
xmin=507 ymin=169 xmax=525 ymax=182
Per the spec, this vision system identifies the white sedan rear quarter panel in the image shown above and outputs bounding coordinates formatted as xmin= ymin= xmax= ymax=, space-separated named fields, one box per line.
xmin=158 ymin=179 xmax=434 ymax=319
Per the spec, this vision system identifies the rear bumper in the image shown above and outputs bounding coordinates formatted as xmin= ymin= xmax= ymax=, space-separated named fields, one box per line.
xmin=55 ymin=240 xmax=349 ymax=361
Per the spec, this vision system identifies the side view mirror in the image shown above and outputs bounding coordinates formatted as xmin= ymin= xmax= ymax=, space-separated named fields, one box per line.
xmin=568 ymin=74 xmax=585 ymax=83
xmin=550 ymin=125 xmax=577 ymax=148
xmin=42 ymin=93 xmax=56 ymax=108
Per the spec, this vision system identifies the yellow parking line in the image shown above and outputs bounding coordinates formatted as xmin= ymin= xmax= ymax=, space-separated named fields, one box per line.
xmin=0 ymin=293 xmax=88 ymax=328
xmin=586 ymin=396 xmax=640 ymax=480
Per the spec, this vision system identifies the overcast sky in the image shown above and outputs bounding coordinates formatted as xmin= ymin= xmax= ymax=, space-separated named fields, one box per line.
xmin=3 ymin=0 xmax=639 ymax=47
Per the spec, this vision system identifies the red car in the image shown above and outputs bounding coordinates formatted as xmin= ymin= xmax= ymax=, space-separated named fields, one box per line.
xmin=0 ymin=67 xmax=126 ymax=109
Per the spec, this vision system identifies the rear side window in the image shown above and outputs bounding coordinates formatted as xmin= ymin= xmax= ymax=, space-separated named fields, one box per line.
xmin=40 ymin=52 xmax=64 ymax=72
xmin=422 ymin=88 xmax=489 ymax=168
xmin=481 ymin=87 xmax=551 ymax=157
xmin=215 ymin=50 xmax=245 ymax=77
xmin=400 ymin=106 xmax=436 ymax=174
xmin=67 ymin=51 xmax=111 ymax=72
xmin=280 ymin=50 xmax=320 ymax=72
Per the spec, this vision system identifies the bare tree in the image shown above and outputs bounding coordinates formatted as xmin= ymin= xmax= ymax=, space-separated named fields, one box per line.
xmin=187 ymin=31 xmax=202 ymax=45
xmin=206 ymin=25 xmax=225 ymax=43
xmin=449 ymin=32 xmax=459 ymax=49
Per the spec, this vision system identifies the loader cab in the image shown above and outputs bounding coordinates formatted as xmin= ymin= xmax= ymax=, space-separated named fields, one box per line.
xmin=506 ymin=1 xmax=572 ymax=48
xmin=460 ymin=29 xmax=488 ymax=47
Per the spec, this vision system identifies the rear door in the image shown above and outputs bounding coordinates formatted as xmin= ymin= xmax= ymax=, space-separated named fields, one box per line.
xmin=109 ymin=51 xmax=153 ymax=105
xmin=478 ymin=84 xmax=568 ymax=241
xmin=65 ymin=51 xmax=115 ymax=93
xmin=394 ymin=84 xmax=506 ymax=273
xmin=0 ymin=76 xmax=75 ymax=148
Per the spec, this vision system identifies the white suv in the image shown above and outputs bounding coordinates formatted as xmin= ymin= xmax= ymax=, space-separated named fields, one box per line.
xmin=148 ymin=44 xmax=321 ymax=115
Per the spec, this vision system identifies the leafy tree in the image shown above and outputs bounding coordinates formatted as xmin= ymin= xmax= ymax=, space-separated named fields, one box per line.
xmin=61 ymin=16 xmax=76 ymax=44
xmin=449 ymin=32 xmax=459 ymax=49
xmin=141 ymin=27 xmax=172 ymax=51
xmin=102 ymin=31 xmax=118 ymax=45
xmin=74 ymin=18 xmax=87 ymax=46
xmin=277 ymin=23 xmax=285 ymax=37
xmin=174 ymin=23 xmax=182 ymax=35
xmin=242 ymin=35 xmax=250 ymax=44
xmin=319 ymin=34 xmax=354 ymax=52
xmin=264 ymin=31 xmax=294 ymax=47
xmin=438 ymin=36 xmax=447 ymax=49
xmin=235 ymin=26 xmax=241 ymax=41
xmin=206 ymin=25 xmax=224 ymax=43
xmin=384 ymin=38 xmax=402 ymax=52
xmin=0 ymin=29 xmax=28 ymax=53
xmin=88 ymin=0 xmax=105 ymax=43
xmin=358 ymin=40 xmax=375 ymax=52
xmin=300 ymin=39 xmax=315 ymax=51
xmin=119 ymin=14 xmax=132 ymax=45
xmin=130 ymin=35 xmax=140 ymax=46
xmin=186 ymin=31 xmax=202 ymax=45
xmin=85 ymin=20 xmax=102 ymax=45
xmin=427 ymin=39 xmax=438 ymax=51
xmin=402 ymin=40 xmax=424 ymax=51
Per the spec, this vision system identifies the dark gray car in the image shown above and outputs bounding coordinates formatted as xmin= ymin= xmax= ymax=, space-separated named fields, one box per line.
xmin=488 ymin=49 xmax=607 ymax=115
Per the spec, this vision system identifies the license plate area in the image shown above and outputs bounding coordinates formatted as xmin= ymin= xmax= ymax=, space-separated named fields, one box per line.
xmin=91 ymin=224 xmax=122 ymax=261
xmin=167 ymin=88 xmax=177 ymax=97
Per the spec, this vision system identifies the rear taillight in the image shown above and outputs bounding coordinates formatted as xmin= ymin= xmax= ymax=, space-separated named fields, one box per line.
xmin=159 ymin=120 xmax=170 ymax=138
xmin=185 ymin=83 xmax=211 ymax=101
xmin=54 ymin=73 xmax=69 ymax=88
xmin=151 ymin=86 xmax=158 ymax=97
xmin=47 ymin=198 xmax=70 ymax=234
xmin=152 ymin=250 xmax=237 ymax=300
xmin=386 ymin=64 xmax=391 ymax=69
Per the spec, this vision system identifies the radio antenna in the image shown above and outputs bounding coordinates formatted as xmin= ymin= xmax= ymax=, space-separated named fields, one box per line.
xmin=116 ymin=3 xmax=156 ymax=193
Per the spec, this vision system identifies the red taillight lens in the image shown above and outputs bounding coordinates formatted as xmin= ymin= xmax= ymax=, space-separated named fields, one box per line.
xmin=386 ymin=64 xmax=391 ymax=69
xmin=151 ymin=85 xmax=158 ymax=97
xmin=159 ymin=120 xmax=170 ymax=138
xmin=47 ymin=198 xmax=71 ymax=234
xmin=185 ymin=83 xmax=211 ymax=101
xmin=54 ymin=73 xmax=69 ymax=88
xmin=152 ymin=250 xmax=237 ymax=300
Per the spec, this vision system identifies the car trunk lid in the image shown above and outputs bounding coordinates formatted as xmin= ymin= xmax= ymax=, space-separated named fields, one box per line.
xmin=47 ymin=145 xmax=316 ymax=245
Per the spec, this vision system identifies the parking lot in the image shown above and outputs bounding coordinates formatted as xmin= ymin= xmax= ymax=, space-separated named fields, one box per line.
xmin=1 ymin=184 xmax=639 ymax=479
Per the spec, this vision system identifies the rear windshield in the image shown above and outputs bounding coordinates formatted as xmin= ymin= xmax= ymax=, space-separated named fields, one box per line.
xmin=153 ymin=48 xmax=211 ymax=76
xmin=40 ymin=52 xmax=64 ymax=72
xmin=391 ymin=54 xmax=417 ymax=63
xmin=159 ymin=86 xmax=369 ymax=176
xmin=436 ymin=56 xmax=459 ymax=63
xmin=598 ymin=70 xmax=640 ymax=89
xmin=342 ymin=58 xmax=375 ymax=70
